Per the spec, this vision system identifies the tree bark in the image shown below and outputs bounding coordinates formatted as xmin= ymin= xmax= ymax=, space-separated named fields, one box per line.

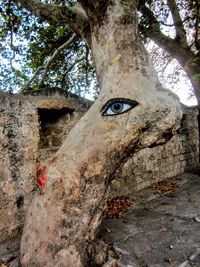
xmin=20 ymin=1 xmax=182 ymax=266
xmin=183 ymin=53 xmax=200 ymax=105
xmin=15 ymin=0 xmax=90 ymax=39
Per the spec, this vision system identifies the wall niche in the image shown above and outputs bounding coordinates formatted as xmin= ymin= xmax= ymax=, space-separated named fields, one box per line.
xmin=38 ymin=107 xmax=75 ymax=149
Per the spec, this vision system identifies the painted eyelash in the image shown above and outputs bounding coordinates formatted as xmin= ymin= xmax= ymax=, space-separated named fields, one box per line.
xmin=100 ymin=98 xmax=138 ymax=114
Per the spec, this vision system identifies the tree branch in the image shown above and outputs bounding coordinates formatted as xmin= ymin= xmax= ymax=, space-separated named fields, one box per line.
xmin=23 ymin=66 xmax=45 ymax=89
xmin=167 ymin=0 xmax=187 ymax=44
xmin=138 ymin=3 xmax=160 ymax=33
xmin=66 ymin=56 xmax=85 ymax=74
xmin=194 ymin=1 xmax=200 ymax=50
xmin=60 ymin=56 xmax=85 ymax=88
xmin=14 ymin=0 xmax=89 ymax=38
xmin=23 ymin=33 xmax=78 ymax=89
xmin=138 ymin=3 xmax=193 ymax=66
xmin=39 ymin=33 xmax=77 ymax=86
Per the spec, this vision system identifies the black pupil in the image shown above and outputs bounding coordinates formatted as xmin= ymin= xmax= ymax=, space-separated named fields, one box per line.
xmin=111 ymin=102 xmax=123 ymax=113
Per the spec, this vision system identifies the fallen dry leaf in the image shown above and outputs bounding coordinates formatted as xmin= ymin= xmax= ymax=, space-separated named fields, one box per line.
xmin=150 ymin=181 xmax=177 ymax=195
xmin=165 ymin=256 xmax=173 ymax=264
xmin=103 ymin=196 xmax=133 ymax=219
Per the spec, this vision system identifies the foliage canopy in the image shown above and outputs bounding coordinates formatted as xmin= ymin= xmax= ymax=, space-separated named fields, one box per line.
xmin=0 ymin=0 xmax=98 ymax=97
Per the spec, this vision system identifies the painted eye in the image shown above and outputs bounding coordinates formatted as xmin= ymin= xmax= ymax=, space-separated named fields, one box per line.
xmin=101 ymin=98 xmax=139 ymax=116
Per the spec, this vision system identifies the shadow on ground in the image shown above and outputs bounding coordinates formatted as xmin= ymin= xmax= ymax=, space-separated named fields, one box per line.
xmin=100 ymin=173 xmax=200 ymax=267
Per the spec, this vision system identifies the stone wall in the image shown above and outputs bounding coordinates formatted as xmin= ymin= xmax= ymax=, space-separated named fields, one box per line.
xmin=0 ymin=92 xmax=91 ymax=253
xmin=0 ymin=94 xmax=39 ymax=244
xmin=0 ymin=92 xmax=199 ymax=259
xmin=110 ymin=106 xmax=199 ymax=195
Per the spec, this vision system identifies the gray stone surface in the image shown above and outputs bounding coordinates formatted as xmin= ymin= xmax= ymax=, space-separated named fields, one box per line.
xmin=101 ymin=173 xmax=200 ymax=267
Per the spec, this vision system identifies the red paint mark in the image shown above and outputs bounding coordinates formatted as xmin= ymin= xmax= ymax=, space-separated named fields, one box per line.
xmin=35 ymin=164 xmax=48 ymax=191
xmin=36 ymin=174 xmax=48 ymax=187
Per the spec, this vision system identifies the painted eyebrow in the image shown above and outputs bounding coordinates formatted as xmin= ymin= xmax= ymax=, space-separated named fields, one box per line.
xmin=100 ymin=98 xmax=139 ymax=114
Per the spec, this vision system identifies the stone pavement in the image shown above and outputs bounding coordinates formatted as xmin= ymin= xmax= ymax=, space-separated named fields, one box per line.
xmin=100 ymin=173 xmax=200 ymax=267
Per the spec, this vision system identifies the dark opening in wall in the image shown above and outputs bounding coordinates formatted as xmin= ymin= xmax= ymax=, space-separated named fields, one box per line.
xmin=38 ymin=107 xmax=75 ymax=149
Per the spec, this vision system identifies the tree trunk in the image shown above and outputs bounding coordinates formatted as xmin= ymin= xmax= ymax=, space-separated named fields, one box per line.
xmin=167 ymin=45 xmax=200 ymax=105
xmin=148 ymin=32 xmax=200 ymax=106
xmin=183 ymin=54 xmax=200 ymax=105
xmin=20 ymin=1 xmax=182 ymax=266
